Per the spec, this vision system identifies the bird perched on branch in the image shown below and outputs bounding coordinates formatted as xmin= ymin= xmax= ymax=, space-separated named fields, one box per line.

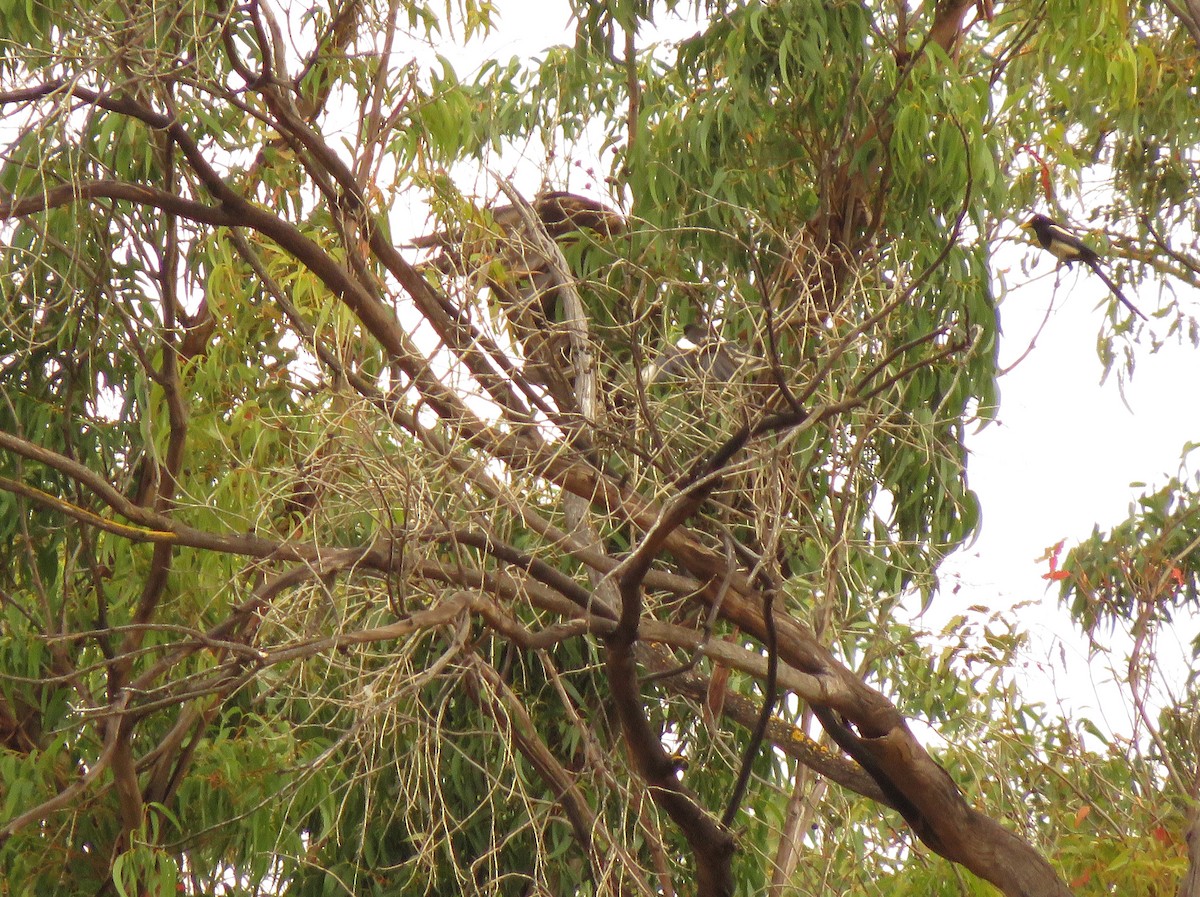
xmin=412 ymin=191 xmax=625 ymax=406
xmin=642 ymin=323 xmax=752 ymax=385
xmin=412 ymin=191 xmax=624 ymax=326
xmin=1020 ymin=213 xmax=1146 ymax=320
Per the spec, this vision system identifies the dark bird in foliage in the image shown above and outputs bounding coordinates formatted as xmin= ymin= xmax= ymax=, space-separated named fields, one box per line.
xmin=413 ymin=192 xmax=623 ymax=309
xmin=1020 ymin=213 xmax=1146 ymax=320
xmin=413 ymin=191 xmax=624 ymax=327
xmin=642 ymin=323 xmax=753 ymax=385
xmin=412 ymin=191 xmax=625 ymax=407
xmin=412 ymin=192 xmax=625 ymax=250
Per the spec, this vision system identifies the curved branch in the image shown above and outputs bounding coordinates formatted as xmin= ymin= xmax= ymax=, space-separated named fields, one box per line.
xmin=0 ymin=691 xmax=130 ymax=843
xmin=0 ymin=179 xmax=235 ymax=227
xmin=463 ymin=654 xmax=601 ymax=859
xmin=4 ymin=83 xmax=488 ymax=429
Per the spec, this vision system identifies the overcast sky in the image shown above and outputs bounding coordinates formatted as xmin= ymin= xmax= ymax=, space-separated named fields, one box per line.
xmin=938 ymin=241 xmax=1200 ymax=726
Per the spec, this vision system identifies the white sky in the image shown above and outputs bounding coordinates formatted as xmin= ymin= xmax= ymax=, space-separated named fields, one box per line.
xmin=937 ymin=240 xmax=1200 ymax=727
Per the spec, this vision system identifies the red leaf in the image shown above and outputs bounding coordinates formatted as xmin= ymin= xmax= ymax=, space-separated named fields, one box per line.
xmin=1040 ymin=540 xmax=1069 ymax=580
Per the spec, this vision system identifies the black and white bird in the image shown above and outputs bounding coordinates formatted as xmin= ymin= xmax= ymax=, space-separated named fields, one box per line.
xmin=642 ymin=323 xmax=752 ymax=385
xmin=1020 ymin=213 xmax=1146 ymax=320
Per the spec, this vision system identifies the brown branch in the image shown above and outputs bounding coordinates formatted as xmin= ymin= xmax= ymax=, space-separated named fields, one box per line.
xmin=442 ymin=529 xmax=606 ymax=617
xmin=3 ymin=84 xmax=493 ymax=431
xmin=651 ymin=651 xmax=884 ymax=804
xmin=603 ymin=407 xmax=813 ymax=897
xmin=243 ymin=79 xmax=546 ymax=429
xmin=721 ymin=582 xmax=778 ymax=828
xmin=0 ymin=455 xmax=306 ymax=562
xmin=927 ymin=0 xmax=976 ymax=58
xmin=0 ymin=475 xmax=178 ymax=544
xmin=711 ymin=583 xmax=1073 ymax=897
xmin=0 ymin=179 xmax=235 ymax=227
xmin=1162 ymin=0 xmax=1200 ymax=51
xmin=117 ymin=175 xmax=190 ymax=721
xmin=463 ymin=654 xmax=601 ymax=866
xmin=1178 ymin=763 xmax=1200 ymax=897
xmin=0 ymin=691 xmax=130 ymax=843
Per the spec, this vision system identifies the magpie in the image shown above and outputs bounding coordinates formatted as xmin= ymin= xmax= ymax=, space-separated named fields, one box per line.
xmin=1020 ymin=214 xmax=1146 ymax=320
xmin=641 ymin=323 xmax=750 ymax=385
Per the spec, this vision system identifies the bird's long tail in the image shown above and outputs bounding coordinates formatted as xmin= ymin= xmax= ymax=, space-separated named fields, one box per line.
xmin=1085 ymin=258 xmax=1147 ymax=320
